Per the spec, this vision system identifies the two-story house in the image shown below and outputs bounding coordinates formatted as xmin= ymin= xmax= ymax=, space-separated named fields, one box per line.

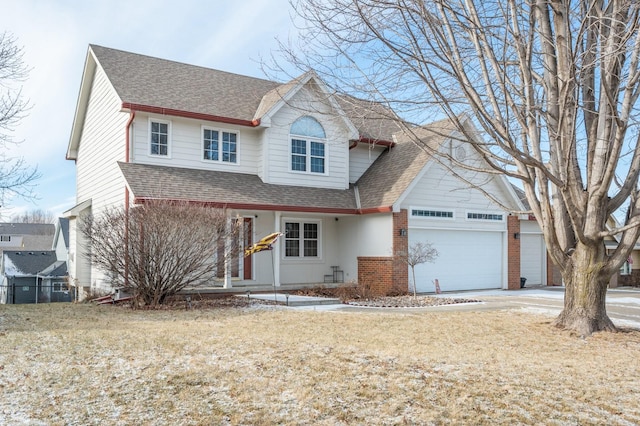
xmin=65 ymin=45 xmax=540 ymax=298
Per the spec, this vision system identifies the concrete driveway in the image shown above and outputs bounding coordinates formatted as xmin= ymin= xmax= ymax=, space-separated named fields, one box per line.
xmin=290 ymin=286 xmax=640 ymax=329
xmin=443 ymin=286 xmax=640 ymax=329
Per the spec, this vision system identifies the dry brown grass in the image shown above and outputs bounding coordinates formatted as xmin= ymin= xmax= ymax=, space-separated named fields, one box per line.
xmin=1 ymin=302 xmax=639 ymax=425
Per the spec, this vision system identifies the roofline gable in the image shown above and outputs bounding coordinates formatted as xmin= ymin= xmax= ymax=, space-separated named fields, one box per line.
xmin=257 ymin=72 xmax=360 ymax=140
xmin=67 ymin=46 xmax=102 ymax=161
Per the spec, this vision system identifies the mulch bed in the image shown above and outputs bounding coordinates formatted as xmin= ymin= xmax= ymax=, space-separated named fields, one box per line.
xmin=345 ymin=295 xmax=481 ymax=308
xmin=107 ymin=293 xmax=480 ymax=310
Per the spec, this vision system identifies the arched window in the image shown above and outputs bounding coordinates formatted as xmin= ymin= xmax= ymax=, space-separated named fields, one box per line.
xmin=290 ymin=116 xmax=326 ymax=174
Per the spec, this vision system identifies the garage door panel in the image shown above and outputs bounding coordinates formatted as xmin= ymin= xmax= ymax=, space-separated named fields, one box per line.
xmin=520 ymin=234 xmax=543 ymax=285
xmin=409 ymin=229 xmax=503 ymax=292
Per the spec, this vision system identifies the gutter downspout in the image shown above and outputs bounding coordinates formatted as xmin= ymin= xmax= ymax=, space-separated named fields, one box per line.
xmin=124 ymin=110 xmax=135 ymax=288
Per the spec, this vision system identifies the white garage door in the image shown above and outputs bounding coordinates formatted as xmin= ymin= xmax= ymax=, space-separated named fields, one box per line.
xmin=520 ymin=233 xmax=544 ymax=285
xmin=409 ymin=229 xmax=503 ymax=292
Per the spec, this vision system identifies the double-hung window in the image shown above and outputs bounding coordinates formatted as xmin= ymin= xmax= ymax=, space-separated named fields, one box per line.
xmin=290 ymin=116 xmax=326 ymax=174
xmin=203 ymin=127 xmax=238 ymax=163
xmin=149 ymin=119 xmax=170 ymax=156
xmin=284 ymin=220 xmax=320 ymax=258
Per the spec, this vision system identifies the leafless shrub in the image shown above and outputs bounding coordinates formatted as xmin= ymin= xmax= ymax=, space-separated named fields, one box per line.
xmin=80 ymin=200 xmax=239 ymax=307
xmin=396 ymin=241 xmax=439 ymax=297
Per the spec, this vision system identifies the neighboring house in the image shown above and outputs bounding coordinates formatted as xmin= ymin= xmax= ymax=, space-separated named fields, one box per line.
xmin=66 ymin=45 xmax=537 ymax=297
xmin=0 ymin=219 xmax=72 ymax=304
xmin=511 ymin=187 xmax=640 ymax=288
xmin=0 ymin=223 xmax=55 ymax=252
xmin=1 ymin=251 xmax=70 ymax=304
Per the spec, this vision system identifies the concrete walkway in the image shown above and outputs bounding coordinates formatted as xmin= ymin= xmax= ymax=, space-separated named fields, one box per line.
xmin=246 ymin=292 xmax=341 ymax=306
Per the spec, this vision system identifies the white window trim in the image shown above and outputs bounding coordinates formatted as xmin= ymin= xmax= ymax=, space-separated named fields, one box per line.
xmin=410 ymin=206 xmax=455 ymax=220
xmin=465 ymin=211 xmax=505 ymax=222
xmin=201 ymin=125 xmax=240 ymax=165
xmin=281 ymin=218 xmax=323 ymax=260
xmin=52 ymin=281 xmax=68 ymax=293
xmin=289 ymin=135 xmax=328 ymax=175
xmin=148 ymin=117 xmax=172 ymax=158
xmin=620 ymin=261 xmax=632 ymax=276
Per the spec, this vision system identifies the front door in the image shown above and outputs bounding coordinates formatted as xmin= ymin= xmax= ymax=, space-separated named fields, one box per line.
xmin=216 ymin=217 xmax=253 ymax=280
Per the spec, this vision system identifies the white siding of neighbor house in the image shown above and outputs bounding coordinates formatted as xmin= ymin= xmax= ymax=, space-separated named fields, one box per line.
xmin=401 ymin=161 xmax=511 ymax=232
xmin=264 ymin=82 xmax=351 ymax=190
xmin=75 ymin=66 xmax=129 ymax=213
xmin=130 ymin=113 xmax=263 ymax=176
xmin=349 ymin=144 xmax=386 ymax=183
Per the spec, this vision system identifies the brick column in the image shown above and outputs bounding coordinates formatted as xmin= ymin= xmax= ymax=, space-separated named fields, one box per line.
xmin=507 ymin=215 xmax=521 ymax=290
xmin=392 ymin=209 xmax=409 ymax=293
xmin=357 ymin=257 xmax=394 ymax=296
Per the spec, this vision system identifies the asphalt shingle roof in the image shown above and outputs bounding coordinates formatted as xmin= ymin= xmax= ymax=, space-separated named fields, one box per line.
xmin=91 ymin=45 xmax=280 ymax=122
xmin=4 ymin=251 xmax=58 ymax=276
xmin=119 ymin=162 xmax=358 ymax=213
xmin=90 ymin=45 xmax=399 ymax=143
xmin=357 ymin=119 xmax=456 ymax=209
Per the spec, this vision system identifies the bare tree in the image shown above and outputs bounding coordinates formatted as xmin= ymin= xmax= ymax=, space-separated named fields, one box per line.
xmin=11 ymin=209 xmax=54 ymax=224
xmin=279 ymin=0 xmax=640 ymax=335
xmin=81 ymin=201 xmax=240 ymax=307
xmin=397 ymin=241 xmax=439 ymax=297
xmin=0 ymin=32 xmax=38 ymax=205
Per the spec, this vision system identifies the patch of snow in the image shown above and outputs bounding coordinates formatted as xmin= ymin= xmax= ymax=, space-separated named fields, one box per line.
xmin=3 ymin=256 xmax=24 ymax=276
xmin=608 ymin=297 xmax=640 ymax=306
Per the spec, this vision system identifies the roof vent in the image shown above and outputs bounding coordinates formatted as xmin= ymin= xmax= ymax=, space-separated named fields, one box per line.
xmin=28 ymin=252 xmax=34 ymax=255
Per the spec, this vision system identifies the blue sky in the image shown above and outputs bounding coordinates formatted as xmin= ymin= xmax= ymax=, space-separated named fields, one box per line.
xmin=0 ymin=0 xmax=293 ymax=221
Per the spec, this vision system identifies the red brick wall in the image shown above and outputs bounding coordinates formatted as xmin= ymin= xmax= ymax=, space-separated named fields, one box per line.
xmin=507 ymin=215 xmax=521 ymax=290
xmin=357 ymin=256 xmax=394 ymax=296
xmin=617 ymin=269 xmax=640 ymax=287
xmin=547 ymin=253 xmax=563 ymax=286
xmin=355 ymin=210 xmax=409 ymax=296
xmin=392 ymin=210 xmax=409 ymax=292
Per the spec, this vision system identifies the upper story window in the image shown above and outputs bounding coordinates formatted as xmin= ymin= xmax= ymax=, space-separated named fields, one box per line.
xmin=290 ymin=116 xmax=326 ymax=174
xmin=0 ymin=235 xmax=11 ymax=242
xmin=621 ymin=260 xmax=632 ymax=276
xmin=149 ymin=118 xmax=171 ymax=157
xmin=203 ymin=127 xmax=238 ymax=163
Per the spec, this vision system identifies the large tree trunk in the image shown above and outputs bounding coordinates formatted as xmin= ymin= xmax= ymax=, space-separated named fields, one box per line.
xmin=554 ymin=244 xmax=617 ymax=336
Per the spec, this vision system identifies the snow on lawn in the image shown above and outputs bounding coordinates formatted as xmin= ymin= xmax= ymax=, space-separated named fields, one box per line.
xmin=1 ymin=303 xmax=640 ymax=425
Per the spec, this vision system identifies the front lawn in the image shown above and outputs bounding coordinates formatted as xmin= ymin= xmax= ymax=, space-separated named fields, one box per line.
xmin=1 ymin=302 xmax=639 ymax=425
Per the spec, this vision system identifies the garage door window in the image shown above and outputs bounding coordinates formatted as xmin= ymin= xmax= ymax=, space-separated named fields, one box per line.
xmin=467 ymin=212 xmax=504 ymax=221
xmin=411 ymin=208 xmax=454 ymax=219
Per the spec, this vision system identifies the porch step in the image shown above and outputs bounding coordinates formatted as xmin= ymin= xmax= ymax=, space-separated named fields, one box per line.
xmin=242 ymin=293 xmax=342 ymax=307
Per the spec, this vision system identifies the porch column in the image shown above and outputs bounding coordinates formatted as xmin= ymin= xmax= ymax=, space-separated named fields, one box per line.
xmin=274 ymin=211 xmax=281 ymax=287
